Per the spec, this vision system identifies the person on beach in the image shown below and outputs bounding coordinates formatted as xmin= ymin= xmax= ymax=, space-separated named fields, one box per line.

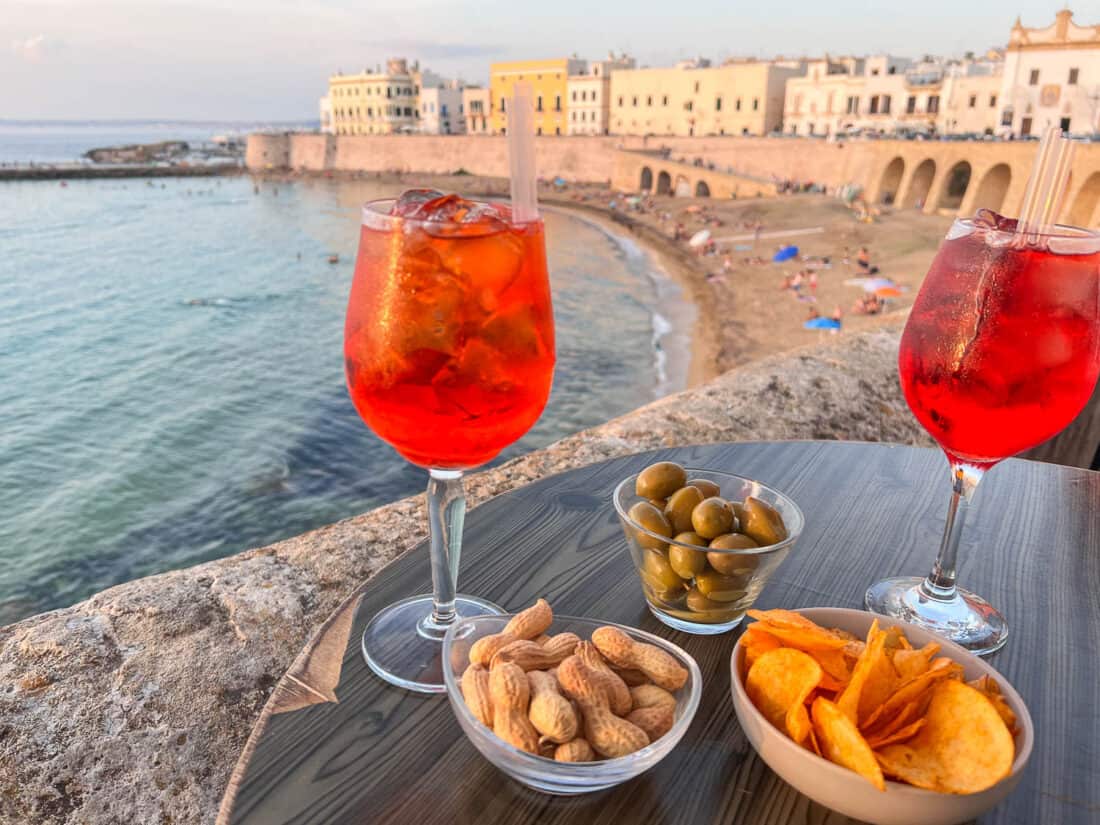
xmin=857 ymin=246 xmax=871 ymax=270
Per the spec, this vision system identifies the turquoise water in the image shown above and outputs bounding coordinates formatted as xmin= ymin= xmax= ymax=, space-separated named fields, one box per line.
xmin=0 ymin=174 xmax=689 ymax=623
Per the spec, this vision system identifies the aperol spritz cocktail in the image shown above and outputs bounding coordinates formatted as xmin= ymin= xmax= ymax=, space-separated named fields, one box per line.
xmin=345 ymin=190 xmax=555 ymax=692
xmin=867 ymin=212 xmax=1100 ymax=654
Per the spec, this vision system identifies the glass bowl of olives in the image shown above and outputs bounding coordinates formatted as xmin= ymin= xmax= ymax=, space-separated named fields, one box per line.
xmin=613 ymin=463 xmax=804 ymax=634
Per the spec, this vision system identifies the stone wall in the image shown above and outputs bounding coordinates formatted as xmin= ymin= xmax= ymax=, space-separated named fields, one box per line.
xmin=0 ymin=325 xmax=928 ymax=825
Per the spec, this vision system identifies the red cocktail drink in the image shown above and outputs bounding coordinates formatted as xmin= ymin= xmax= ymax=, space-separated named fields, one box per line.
xmin=899 ymin=217 xmax=1100 ymax=469
xmin=345 ymin=194 xmax=555 ymax=469
xmin=867 ymin=212 xmax=1100 ymax=655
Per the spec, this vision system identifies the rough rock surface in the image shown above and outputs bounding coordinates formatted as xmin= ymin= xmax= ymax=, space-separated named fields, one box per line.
xmin=0 ymin=326 xmax=928 ymax=825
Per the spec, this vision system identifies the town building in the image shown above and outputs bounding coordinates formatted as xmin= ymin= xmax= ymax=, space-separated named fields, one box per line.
xmin=940 ymin=53 xmax=1004 ymax=136
xmin=998 ymin=10 xmax=1100 ymax=137
xmin=462 ymin=87 xmax=491 ymax=134
xmin=419 ymin=81 xmax=465 ymax=134
xmin=567 ymin=54 xmax=635 ymax=135
xmin=609 ymin=58 xmax=804 ymax=137
xmin=490 ymin=58 xmax=587 ymax=135
xmin=318 ymin=96 xmax=334 ymax=134
xmin=328 ymin=58 xmax=419 ymax=136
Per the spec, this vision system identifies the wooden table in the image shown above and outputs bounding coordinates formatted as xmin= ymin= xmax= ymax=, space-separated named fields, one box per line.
xmin=217 ymin=442 xmax=1100 ymax=825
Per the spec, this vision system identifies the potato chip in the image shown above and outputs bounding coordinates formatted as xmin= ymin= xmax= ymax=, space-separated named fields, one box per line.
xmin=875 ymin=680 xmax=1014 ymax=794
xmin=742 ymin=626 xmax=783 ymax=672
xmin=752 ymin=622 xmax=849 ymax=652
xmin=807 ymin=647 xmax=853 ymax=686
xmin=786 ymin=700 xmax=813 ymax=748
xmin=746 ymin=648 xmax=823 ymax=732
xmin=857 ymin=646 xmax=899 ymax=724
xmin=808 ymin=726 xmax=822 ymax=757
xmin=866 ymin=718 xmax=925 ymax=750
xmin=860 ymin=657 xmax=957 ymax=731
xmin=890 ymin=642 xmax=940 ymax=681
xmin=746 ymin=609 xmax=819 ymax=630
xmin=811 ymin=697 xmax=886 ymax=791
xmin=967 ymin=675 xmax=1018 ymax=734
xmin=863 ymin=697 xmax=926 ymax=740
xmin=837 ymin=620 xmax=887 ymax=724
xmin=828 ymin=627 xmax=861 ymax=642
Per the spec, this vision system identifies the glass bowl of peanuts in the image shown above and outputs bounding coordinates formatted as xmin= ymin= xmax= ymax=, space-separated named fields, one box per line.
xmin=442 ymin=600 xmax=702 ymax=794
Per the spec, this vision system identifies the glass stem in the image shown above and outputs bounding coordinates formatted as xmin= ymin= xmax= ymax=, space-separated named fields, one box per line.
xmin=426 ymin=468 xmax=465 ymax=628
xmin=920 ymin=463 xmax=984 ymax=601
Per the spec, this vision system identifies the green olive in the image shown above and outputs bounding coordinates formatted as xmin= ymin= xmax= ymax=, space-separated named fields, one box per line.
xmin=672 ymin=530 xmax=707 ymax=548
xmin=635 ymin=461 xmax=688 ymax=500
xmin=628 ymin=501 xmax=672 ymax=550
xmin=668 ymin=542 xmax=708 ymax=579
xmin=686 ymin=587 xmax=729 ymax=613
xmin=641 ymin=549 xmax=685 ymax=594
xmin=742 ymin=496 xmax=788 ymax=546
xmin=706 ymin=533 xmax=759 ymax=575
xmin=729 ymin=500 xmax=747 ymax=527
xmin=695 ymin=571 xmax=749 ymax=602
xmin=664 ymin=485 xmax=704 ymax=534
xmin=685 ymin=478 xmax=721 ymax=499
xmin=691 ymin=497 xmax=734 ymax=539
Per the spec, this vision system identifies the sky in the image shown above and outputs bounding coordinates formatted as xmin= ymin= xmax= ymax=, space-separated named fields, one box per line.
xmin=1 ymin=1 xmax=1082 ymax=121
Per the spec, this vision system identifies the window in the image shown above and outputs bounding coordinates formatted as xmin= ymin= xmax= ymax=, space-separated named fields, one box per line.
xmin=989 ymin=94 xmax=997 ymax=108
xmin=501 ymin=98 xmax=507 ymax=113
xmin=387 ymin=87 xmax=392 ymax=98
xmin=441 ymin=104 xmax=447 ymax=116
xmin=869 ymin=95 xmax=879 ymax=114
xmin=1029 ymin=69 xmax=1039 ymax=86
xmin=555 ymin=95 xmax=561 ymax=111
xmin=735 ymin=98 xmax=741 ymax=111
xmin=684 ymin=101 xmax=693 ymax=111
xmin=752 ymin=98 xmax=759 ymax=111
xmin=662 ymin=95 xmax=668 ymax=106
xmin=536 ymin=126 xmax=542 ymax=135
xmin=882 ymin=95 xmax=891 ymax=114
xmin=888 ymin=66 xmax=896 ymax=75
xmin=968 ymin=95 xmax=977 ymax=108
xmin=618 ymin=95 xmax=623 ymax=106
xmin=572 ymin=91 xmax=577 ymax=101
xmin=647 ymin=96 xmax=652 ymax=106
xmin=632 ymin=96 xmax=638 ymax=107
xmin=1001 ymin=108 xmax=1013 ymax=126
xmin=846 ymin=96 xmax=859 ymax=114
xmin=871 ymin=68 xmax=879 ymax=76
xmin=694 ymin=82 xmax=700 ymax=93
xmin=715 ymin=97 xmax=722 ymax=111
xmin=1060 ymin=116 xmax=1071 ymax=132
xmin=927 ymin=95 xmax=940 ymax=113
xmin=1069 ymin=68 xmax=1079 ymax=85
xmin=906 ymin=95 xmax=917 ymax=114
xmin=571 ymin=111 xmax=576 ymax=121
xmin=592 ymin=91 xmax=598 ymax=102
xmin=536 ymin=95 xmax=543 ymax=111
xmin=555 ymin=127 xmax=560 ymax=135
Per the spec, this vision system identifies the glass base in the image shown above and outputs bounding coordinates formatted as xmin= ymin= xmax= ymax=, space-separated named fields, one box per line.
xmin=361 ymin=593 xmax=504 ymax=693
xmin=864 ymin=576 xmax=1008 ymax=656
xmin=648 ymin=605 xmax=745 ymax=635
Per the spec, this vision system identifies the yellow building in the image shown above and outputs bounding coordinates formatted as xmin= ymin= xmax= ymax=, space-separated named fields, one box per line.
xmin=609 ymin=59 xmax=805 ymax=137
xmin=490 ymin=58 xmax=586 ymax=135
xmin=329 ymin=58 xmax=419 ymax=136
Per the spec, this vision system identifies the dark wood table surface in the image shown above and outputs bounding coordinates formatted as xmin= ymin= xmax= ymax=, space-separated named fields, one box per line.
xmin=217 ymin=442 xmax=1100 ymax=825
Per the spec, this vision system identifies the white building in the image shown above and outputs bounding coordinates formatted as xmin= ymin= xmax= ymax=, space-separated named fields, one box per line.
xmin=567 ymin=54 xmax=635 ymax=135
xmin=998 ymin=10 xmax=1100 ymax=137
xmin=940 ymin=53 xmax=1004 ymax=136
xmin=319 ymin=95 xmax=334 ymax=134
xmin=462 ymin=87 xmax=491 ymax=134
xmin=419 ymin=81 xmax=465 ymax=134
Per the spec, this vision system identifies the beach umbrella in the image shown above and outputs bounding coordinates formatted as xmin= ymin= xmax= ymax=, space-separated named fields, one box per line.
xmin=875 ymin=286 xmax=902 ymax=298
xmin=688 ymin=229 xmax=711 ymax=248
xmin=861 ymin=277 xmax=896 ymax=292
xmin=773 ymin=245 xmax=799 ymax=262
xmin=804 ymin=317 xmax=842 ymax=330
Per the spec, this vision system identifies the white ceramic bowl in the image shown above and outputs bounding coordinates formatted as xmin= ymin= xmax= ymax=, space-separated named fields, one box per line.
xmin=443 ymin=614 xmax=702 ymax=795
xmin=730 ymin=607 xmax=1033 ymax=825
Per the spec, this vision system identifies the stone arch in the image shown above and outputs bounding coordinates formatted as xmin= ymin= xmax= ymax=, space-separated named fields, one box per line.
xmin=640 ymin=166 xmax=653 ymax=192
xmin=970 ymin=163 xmax=1011 ymax=215
xmin=905 ymin=159 xmax=936 ymax=209
xmin=1068 ymin=171 xmax=1100 ymax=227
xmin=695 ymin=180 xmax=711 ymax=197
xmin=674 ymin=175 xmax=692 ymax=197
xmin=878 ymin=157 xmax=905 ymax=205
xmin=936 ymin=161 xmax=972 ymax=211
xmin=656 ymin=170 xmax=672 ymax=195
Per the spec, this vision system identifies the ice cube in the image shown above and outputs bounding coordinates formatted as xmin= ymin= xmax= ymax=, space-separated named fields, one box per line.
xmin=392 ymin=188 xmax=446 ymax=217
xmin=437 ymin=230 xmax=525 ymax=293
xmin=479 ymin=304 xmax=551 ymax=363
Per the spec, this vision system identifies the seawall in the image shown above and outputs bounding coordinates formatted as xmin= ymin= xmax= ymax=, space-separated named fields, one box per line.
xmin=247 ymin=133 xmax=1100 ymax=225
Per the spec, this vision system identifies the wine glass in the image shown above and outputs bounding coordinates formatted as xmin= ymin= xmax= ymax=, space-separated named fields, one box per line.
xmin=344 ymin=193 xmax=555 ymax=692
xmin=865 ymin=214 xmax=1100 ymax=655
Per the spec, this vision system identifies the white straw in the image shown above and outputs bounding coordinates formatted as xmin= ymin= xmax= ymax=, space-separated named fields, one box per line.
xmin=507 ymin=82 xmax=539 ymax=223
xmin=1016 ymin=127 xmax=1075 ymax=244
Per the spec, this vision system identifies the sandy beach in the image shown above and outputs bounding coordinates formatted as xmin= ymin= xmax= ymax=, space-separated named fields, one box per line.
xmin=265 ymin=169 xmax=953 ymax=385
